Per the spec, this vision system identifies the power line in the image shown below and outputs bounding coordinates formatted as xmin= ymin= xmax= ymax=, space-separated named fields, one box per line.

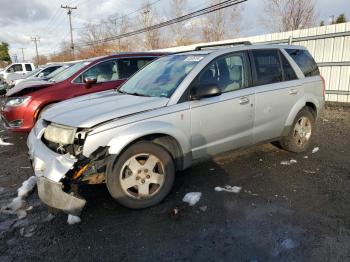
xmin=76 ymin=0 xmax=247 ymax=47
xmin=74 ymin=0 xmax=163 ymax=31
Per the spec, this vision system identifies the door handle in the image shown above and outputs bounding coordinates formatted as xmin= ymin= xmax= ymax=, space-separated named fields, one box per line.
xmin=239 ymin=97 xmax=249 ymax=105
xmin=289 ymin=89 xmax=298 ymax=95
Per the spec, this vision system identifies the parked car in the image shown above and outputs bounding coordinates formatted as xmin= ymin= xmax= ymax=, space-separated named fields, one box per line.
xmin=11 ymin=64 xmax=63 ymax=87
xmin=27 ymin=43 xmax=324 ymax=215
xmin=1 ymin=52 xmax=163 ymax=132
xmin=0 ymin=63 xmax=35 ymax=82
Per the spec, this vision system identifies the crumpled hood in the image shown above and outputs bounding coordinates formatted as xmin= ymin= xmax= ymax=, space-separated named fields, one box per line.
xmin=6 ymin=80 xmax=53 ymax=97
xmin=42 ymin=90 xmax=169 ymax=128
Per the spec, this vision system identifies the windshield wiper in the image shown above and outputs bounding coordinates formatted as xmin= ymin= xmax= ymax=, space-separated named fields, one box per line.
xmin=117 ymin=89 xmax=150 ymax=97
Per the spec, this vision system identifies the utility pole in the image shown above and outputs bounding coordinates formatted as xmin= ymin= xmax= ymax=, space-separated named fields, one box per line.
xmin=19 ymin=48 xmax=25 ymax=62
xmin=61 ymin=4 xmax=77 ymax=59
xmin=30 ymin=36 xmax=40 ymax=65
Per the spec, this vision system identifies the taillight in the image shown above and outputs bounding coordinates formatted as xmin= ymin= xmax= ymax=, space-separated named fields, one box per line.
xmin=321 ymin=76 xmax=326 ymax=97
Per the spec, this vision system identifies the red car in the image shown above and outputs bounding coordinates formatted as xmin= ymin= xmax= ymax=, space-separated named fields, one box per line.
xmin=1 ymin=52 xmax=164 ymax=132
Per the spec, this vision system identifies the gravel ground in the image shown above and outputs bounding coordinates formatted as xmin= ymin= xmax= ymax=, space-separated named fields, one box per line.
xmin=0 ymin=105 xmax=349 ymax=262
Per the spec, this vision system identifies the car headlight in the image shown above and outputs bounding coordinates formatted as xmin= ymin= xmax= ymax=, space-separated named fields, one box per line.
xmin=6 ymin=96 xmax=31 ymax=107
xmin=44 ymin=123 xmax=76 ymax=145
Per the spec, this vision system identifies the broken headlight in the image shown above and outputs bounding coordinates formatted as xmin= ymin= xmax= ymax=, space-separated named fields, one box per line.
xmin=44 ymin=123 xmax=76 ymax=146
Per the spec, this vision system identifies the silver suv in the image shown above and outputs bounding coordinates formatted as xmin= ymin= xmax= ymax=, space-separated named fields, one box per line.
xmin=28 ymin=43 xmax=325 ymax=215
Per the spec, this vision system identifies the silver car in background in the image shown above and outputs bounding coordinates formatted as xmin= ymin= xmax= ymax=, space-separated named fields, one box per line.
xmin=27 ymin=43 xmax=325 ymax=215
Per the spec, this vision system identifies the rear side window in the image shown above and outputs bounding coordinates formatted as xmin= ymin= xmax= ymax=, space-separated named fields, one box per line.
xmin=41 ymin=66 xmax=60 ymax=76
xmin=281 ymin=54 xmax=298 ymax=81
xmin=25 ymin=64 xmax=33 ymax=71
xmin=252 ymin=50 xmax=283 ymax=85
xmin=286 ymin=49 xmax=319 ymax=77
xmin=118 ymin=57 xmax=155 ymax=79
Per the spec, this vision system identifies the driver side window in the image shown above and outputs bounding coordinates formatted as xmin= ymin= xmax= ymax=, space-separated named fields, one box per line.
xmin=194 ymin=51 xmax=249 ymax=93
xmin=74 ymin=60 xmax=119 ymax=83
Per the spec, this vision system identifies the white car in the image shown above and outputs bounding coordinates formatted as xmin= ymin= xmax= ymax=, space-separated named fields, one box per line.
xmin=0 ymin=63 xmax=35 ymax=83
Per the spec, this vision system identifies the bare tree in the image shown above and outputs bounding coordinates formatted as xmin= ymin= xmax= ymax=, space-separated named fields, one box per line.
xmin=201 ymin=0 xmax=243 ymax=42
xmin=168 ymin=0 xmax=194 ymax=46
xmin=261 ymin=0 xmax=317 ymax=32
xmin=138 ymin=1 xmax=161 ymax=50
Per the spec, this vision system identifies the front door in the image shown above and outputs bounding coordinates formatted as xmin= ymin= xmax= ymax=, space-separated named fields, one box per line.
xmin=190 ymin=51 xmax=255 ymax=159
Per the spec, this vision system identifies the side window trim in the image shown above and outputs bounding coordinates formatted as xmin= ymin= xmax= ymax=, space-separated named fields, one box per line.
xmin=278 ymin=50 xmax=299 ymax=82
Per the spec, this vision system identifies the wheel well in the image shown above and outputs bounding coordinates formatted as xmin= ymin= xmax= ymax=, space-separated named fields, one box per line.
xmin=124 ymin=134 xmax=184 ymax=171
xmin=305 ymin=102 xmax=317 ymax=117
xmin=35 ymin=102 xmax=58 ymax=120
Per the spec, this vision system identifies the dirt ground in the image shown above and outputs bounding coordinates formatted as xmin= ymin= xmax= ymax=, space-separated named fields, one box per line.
xmin=0 ymin=105 xmax=349 ymax=262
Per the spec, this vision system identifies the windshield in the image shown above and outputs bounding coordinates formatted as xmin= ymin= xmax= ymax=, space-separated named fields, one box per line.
xmin=25 ymin=68 xmax=42 ymax=78
xmin=119 ymin=54 xmax=204 ymax=98
xmin=46 ymin=64 xmax=73 ymax=79
xmin=50 ymin=62 xmax=90 ymax=82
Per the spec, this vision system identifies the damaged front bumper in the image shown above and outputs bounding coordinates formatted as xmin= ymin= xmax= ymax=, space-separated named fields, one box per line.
xmin=37 ymin=177 xmax=86 ymax=215
xmin=27 ymin=126 xmax=86 ymax=215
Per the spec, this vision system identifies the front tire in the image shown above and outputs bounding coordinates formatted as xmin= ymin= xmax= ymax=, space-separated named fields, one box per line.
xmin=106 ymin=141 xmax=175 ymax=209
xmin=280 ymin=108 xmax=315 ymax=153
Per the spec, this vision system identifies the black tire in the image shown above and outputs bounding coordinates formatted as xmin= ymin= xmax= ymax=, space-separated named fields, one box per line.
xmin=106 ymin=141 xmax=175 ymax=209
xmin=280 ymin=107 xmax=316 ymax=153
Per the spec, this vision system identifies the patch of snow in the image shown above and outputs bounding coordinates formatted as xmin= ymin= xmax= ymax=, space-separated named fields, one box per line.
xmin=7 ymin=196 xmax=24 ymax=211
xmin=17 ymin=210 xmax=27 ymax=219
xmin=20 ymin=225 xmax=37 ymax=238
xmin=280 ymin=159 xmax=297 ymax=165
xmin=312 ymin=147 xmax=319 ymax=153
xmin=1 ymin=176 xmax=38 ymax=220
xmin=214 ymin=185 xmax=242 ymax=194
xmin=0 ymin=137 xmax=13 ymax=146
xmin=182 ymin=192 xmax=202 ymax=206
xmin=199 ymin=205 xmax=207 ymax=212
xmin=67 ymin=214 xmax=81 ymax=225
xmin=281 ymin=238 xmax=299 ymax=249
xmin=17 ymin=176 xmax=37 ymax=198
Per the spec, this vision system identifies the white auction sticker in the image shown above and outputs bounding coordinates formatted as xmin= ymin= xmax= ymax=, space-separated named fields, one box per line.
xmin=184 ymin=56 xmax=204 ymax=62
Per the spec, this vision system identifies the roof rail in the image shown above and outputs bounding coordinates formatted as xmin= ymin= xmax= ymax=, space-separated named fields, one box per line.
xmin=194 ymin=41 xmax=252 ymax=51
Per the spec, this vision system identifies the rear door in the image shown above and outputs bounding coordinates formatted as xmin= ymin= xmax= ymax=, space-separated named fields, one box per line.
xmin=190 ymin=51 xmax=255 ymax=159
xmin=251 ymin=49 xmax=302 ymax=143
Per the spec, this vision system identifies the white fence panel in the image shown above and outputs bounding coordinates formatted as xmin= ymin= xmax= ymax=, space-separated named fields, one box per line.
xmin=160 ymin=22 xmax=350 ymax=103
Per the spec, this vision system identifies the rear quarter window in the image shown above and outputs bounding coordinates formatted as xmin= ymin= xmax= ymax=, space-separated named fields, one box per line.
xmin=25 ymin=64 xmax=33 ymax=71
xmin=285 ymin=49 xmax=320 ymax=77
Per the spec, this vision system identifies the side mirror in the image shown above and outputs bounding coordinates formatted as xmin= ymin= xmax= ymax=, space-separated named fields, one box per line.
xmin=190 ymin=84 xmax=222 ymax=100
xmin=84 ymin=76 xmax=97 ymax=88
xmin=38 ymin=72 xmax=45 ymax=78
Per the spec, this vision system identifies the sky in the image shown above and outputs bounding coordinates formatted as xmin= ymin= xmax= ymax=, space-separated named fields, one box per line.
xmin=0 ymin=0 xmax=349 ymax=61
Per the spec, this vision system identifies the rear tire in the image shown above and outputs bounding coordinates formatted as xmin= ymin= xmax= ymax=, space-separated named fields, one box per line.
xmin=106 ymin=141 xmax=175 ymax=209
xmin=280 ymin=107 xmax=315 ymax=153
